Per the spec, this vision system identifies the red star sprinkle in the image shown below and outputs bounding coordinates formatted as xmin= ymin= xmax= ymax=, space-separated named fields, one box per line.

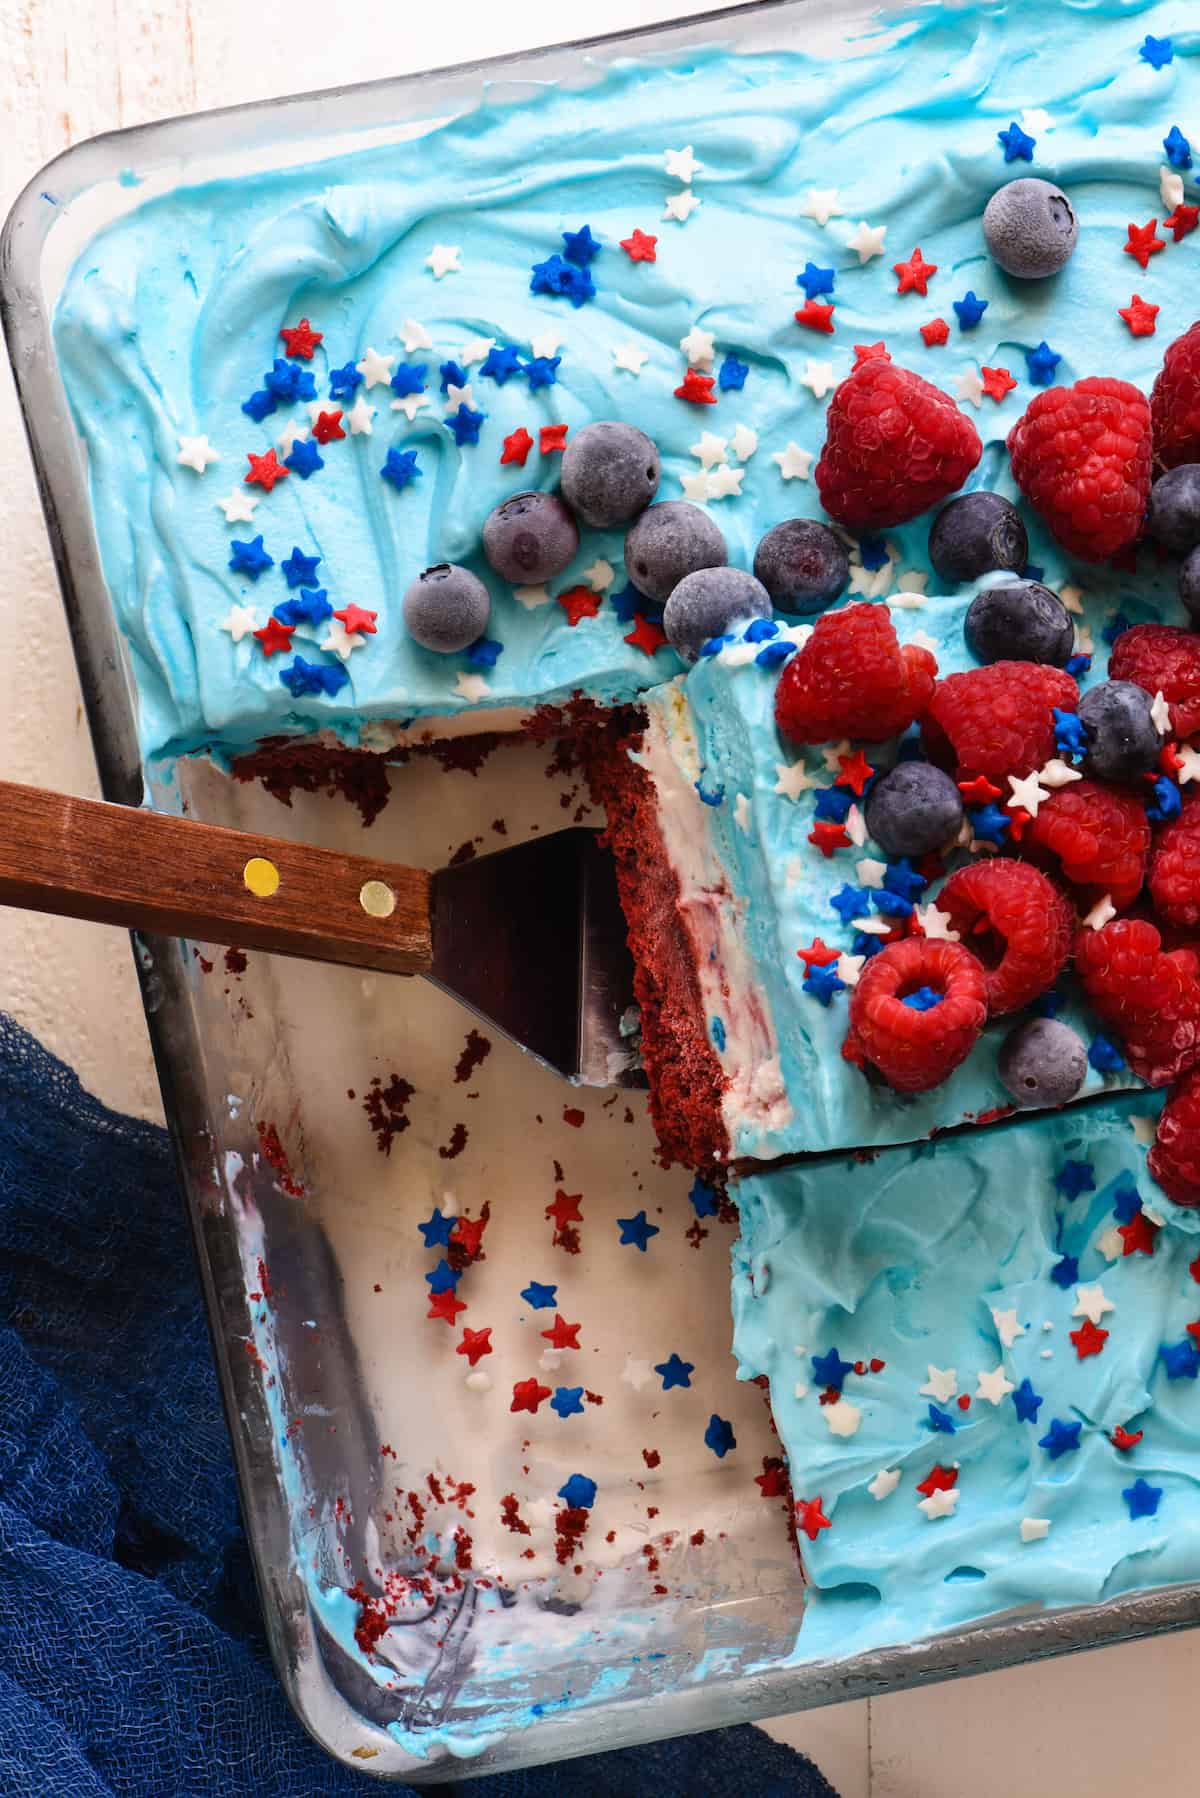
xmin=795 ymin=299 xmax=835 ymax=334
xmin=981 ymin=365 xmax=1017 ymax=401
xmin=1124 ymin=218 xmax=1166 ymax=269
xmin=797 ymin=937 xmax=842 ymax=971
xmin=1161 ymin=742 xmax=1185 ymax=779
xmin=510 ymin=1377 xmax=552 ymax=1415
xmin=541 ymin=1314 xmax=582 ymax=1350
xmin=836 ymin=747 xmax=876 ymax=795
xmin=1111 ymin=1425 xmax=1144 ymax=1452
xmin=244 ymin=449 xmax=288 ymax=491
xmin=808 ymin=820 xmax=850 ymax=857
xmin=500 ymin=427 xmax=534 ymax=466
xmin=674 ymin=368 xmax=718 ymax=404
xmin=252 ymin=616 xmax=294 ymax=657
xmin=333 ymin=604 xmax=378 ymax=636
xmin=1119 ymin=1212 xmax=1159 ymax=1257
xmin=920 ymin=317 xmax=950 ymax=347
xmin=1070 ymin=1318 xmax=1109 ymax=1359
xmin=1118 ymin=294 xmax=1160 ymax=337
xmin=1006 ymin=807 xmax=1032 ymax=843
xmin=427 ymin=1289 xmax=468 ymax=1325
xmin=557 ymin=585 xmax=602 ymax=627
xmin=1163 ymin=202 xmax=1200 ymax=241
xmin=870 ymin=1357 xmax=886 ymax=1373
xmin=540 ymin=423 xmax=569 ymax=454
xmin=853 ymin=342 xmax=890 ymax=366
xmin=957 ymin=1394 xmax=971 ymax=1411
xmin=893 ymin=247 xmax=938 ymax=296
xmin=755 ymin=1459 xmax=789 ymax=1498
xmin=620 ymin=228 xmax=658 ymax=262
xmin=279 ymin=317 xmax=323 ymax=359
xmin=916 ymin=1464 xmax=958 ymax=1497
xmin=545 ymin=1190 xmax=583 ymax=1230
xmin=624 ymin=613 xmax=669 ymax=656
xmin=957 ymin=774 xmax=1003 ymax=804
xmin=795 ymin=1496 xmax=832 ymax=1541
xmin=450 ymin=1214 xmax=487 ymax=1257
xmin=312 ymin=409 xmax=346 ymax=443
xmin=456 ymin=1326 xmax=493 ymax=1366
xmin=1191 ymin=1254 xmax=1200 ymax=1285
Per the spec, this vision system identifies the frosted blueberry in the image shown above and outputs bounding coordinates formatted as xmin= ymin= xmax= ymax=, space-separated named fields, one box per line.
xmin=864 ymin=762 xmax=964 ymax=857
xmin=623 ymin=502 xmax=727 ymax=603
xmin=928 ymin=491 xmax=1028 ymax=583
xmin=482 ymin=491 xmax=579 ymax=583
xmin=998 ymin=1017 xmax=1088 ymax=1108
xmin=402 ymin=563 xmax=490 ymax=653
xmin=982 ymin=178 xmax=1079 ymax=279
xmin=964 ymin=581 xmax=1074 ymax=667
xmin=1078 ymin=680 xmax=1162 ymax=781
xmin=1181 ymin=545 xmax=1200 ymax=623
xmin=560 ymin=421 xmax=661 ymax=528
xmin=1148 ymin=464 xmax=1200 ymax=555
xmin=752 ymin=518 xmax=848 ymax=612
xmin=663 ymin=567 xmax=772 ymax=662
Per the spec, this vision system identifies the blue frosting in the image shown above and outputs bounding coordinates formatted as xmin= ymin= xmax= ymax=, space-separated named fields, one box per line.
xmin=731 ymin=1091 xmax=1200 ymax=1665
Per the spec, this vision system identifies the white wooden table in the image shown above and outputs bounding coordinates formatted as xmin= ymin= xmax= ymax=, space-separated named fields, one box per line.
xmin=0 ymin=3 xmax=1194 ymax=1789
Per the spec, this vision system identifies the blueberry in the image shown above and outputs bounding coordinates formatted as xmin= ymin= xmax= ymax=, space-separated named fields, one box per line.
xmin=402 ymin=563 xmax=490 ymax=653
xmin=482 ymin=491 xmax=579 ymax=584
xmin=623 ymin=502 xmax=727 ymax=603
xmin=663 ymin=568 xmax=772 ymax=662
xmin=1181 ymin=545 xmax=1200 ymax=623
xmin=1148 ymin=464 xmax=1200 ymax=555
xmin=928 ymin=492 xmax=1028 ymax=584
xmin=1078 ymin=680 xmax=1162 ymax=781
xmin=560 ymin=421 xmax=660 ymax=528
xmin=752 ymin=519 xmax=848 ymax=613
xmin=982 ymin=178 xmax=1079 ymax=279
xmin=964 ymin=580 xmax=1074 ymax=667
xmin=998 ymin=1017 xmax=1088 ymax=1109
xmin=863 ymin=762 xmax=965 ymax=857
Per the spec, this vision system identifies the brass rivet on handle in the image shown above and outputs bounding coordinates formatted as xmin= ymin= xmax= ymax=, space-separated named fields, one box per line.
xmin=359 ymin=878 xmax=396 ymax=919
xmin=243 ymin=856 xmax=280 ymax=898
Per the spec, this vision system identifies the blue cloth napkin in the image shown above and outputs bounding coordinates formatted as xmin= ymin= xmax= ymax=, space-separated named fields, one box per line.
xmin=0 ymin=1011 xmax=839 ymax=1797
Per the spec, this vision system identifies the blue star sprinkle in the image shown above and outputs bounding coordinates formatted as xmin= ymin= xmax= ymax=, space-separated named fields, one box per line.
xmin=1055 ymin=1160 xmax=1096 ymax=1201
xmin=444 ymin=404 xmax=487 ymax=446
xmin=902 ymin=986 xmax=943 ymax=1012
xmin=871 ymin=890 xmax=914 ymax=919
xmin=1102 ymin=612 xmax=1133 ymax=646
xmin=617 ymin=1210 xmax=660 ymax=1251
xmin=381 ymin=448 xmax=422 ymax=490
xmin=997 ymin=120 xmax=1036 ymax=162
xmin=1165 ymin=125 xmax=1193 ymax=169
xmin=477 ymin=344 xmax=521 ymax=385
xmin=811 ymin=1346 xmax=855 ymax=1392
xmin=1012 ymin=1378 xmax=1045 ymax=1424
xmin=689 ymin=1177 xmax=719 ymax=1218
xmin=1039 ymin=1417 xmax=1081 ymax=1459
xmin=328 ymin=361 xmax=364 ymax=401
xmin=804 ymin=965 xmax=846 ymax=1007
xmin=699 ymin=635 xmax=732 ymax=658
xmin=883 ymin=859 xmax=927 ymax=902
xmin=1053 ymin=709 xmax=1088 ymax=758
xmin=424 ymin=1258 xmax=461 ymax=1294
xmin=418 ymin=1208 xmax=457 ymax=1248
xmin=1112 ymin=1183 xmax=1143 ymax=1224
xmin=610 ymin=583 xmax=661 ymax=624
xmin=1161 ymin=1339 xmax=1200 ymax=1380
xmin=853 ymin=931 xmax=887 ymax=960
xmin=655 ymin=1354 xmax=695 ymax=1391
xmin=562 ymin=223 xmax=602 ymax=266
xmin=279 ymin=656 xmax=349 ymax=699
xmin=704 ymin=1414 xmax=736 ymax=1459
xmin=756 ymin=641 xmax=796 ymax=669
xmin=744 ymin=618 xmax=780 ymax=642
xmin=280 ymin=547 xmax=321 ymax=590
xmin=1023 ymin=563 xmax=1046 ymax=583
xmin=711 ymin=1016 xmax=727 ymax=1052
xmin=438 ymin=359 xmax=469 ymax=394
xmin=1147 ymin=776 xmax=1182 ymax=824
xmin=466 ymin=636 xmax=503 ymax=669
xmin=275 ymin=589 xmax=332 ymax=628
xmin=284 ymin=438 xmax=324 ymax=479
xmin=523 ymin=355 xmax=562 ymax=391
xmin=520 ymin=1281 xmax=558 ymax=1310
xmin=953 ymin=291 xmax=989 ymax=330
xmin=814 ymin=786 xmax=854 ymax=823
xmin=858 ymin=535 xmax=890 ymax=572
xmin=1049 ymin=1255 xmax=1080 ymax=1290
xmin=797 ymin=261 xmax=836 ymax=299
xmin=1035 ymin=987 xmax=1063 ymax=1018
xmin=264 ymin=357 xmax=315 ymax=401
xmin=530 ymin=253 xmax=596 ymax=307
xmin=1024 ymin=341 xmax=1062 ymax=387
xmin=389 ymin=362 xmax=427 ymax=397
xmin=551 ymin=1386 xmax=585 ymax=1419
xmin=558 ymin=1473 xmax=597 ymax=1509
xmin=695 ymin=779 xmax=725 ymax=807
xmin=1065 ymin=654 xmax=1092 ymax=679
xmin=830 ymin=884 xmax=869 ymax=924
xmin=1123 ymin=1477 xmax=1163 ymax=1520
xmin=968 ymin=803 xmax=1010 ymax=845
xmin=229 ymin=535 xmax=273 ymax=580
xmin=241 ymin=388 xmax=276 ymax=422
xmin=926 ymin=1404 xmax=956 ymax=1434
xmin=1140 ymin=34 xmax=1173 ymax=69
xmin=719 ymin=353 xmax=749 ymax=391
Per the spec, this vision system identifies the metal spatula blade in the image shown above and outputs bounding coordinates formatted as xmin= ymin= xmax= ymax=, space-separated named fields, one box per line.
xmin=0 ymin=781 xmax=642 ymax=1088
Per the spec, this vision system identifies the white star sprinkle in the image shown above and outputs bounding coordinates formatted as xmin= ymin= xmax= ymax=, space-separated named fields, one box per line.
xmin=868 ymin=1468 xmax=901 ymax=1502
xmin=1073 ymin=1284 xmax=1115 ymax=1326
xmin=320 ymin=619 xmax=368 ymax=662
xmin=691 ymin=430 xmax=728 ymax=469
xmin=1007 ymin=770 xmax=1051 ymax=817
xmin=976 ymin=1366 xmax=1015 ymax=1405
xmin=1083 ymin=893 xmax=1117 ymax=931
xmin=1162 ymin=165 xmax=1186 ymax=211
xmin=215 ymin=488 xmax=259 ymax=525
xmin=664 ymin=144 xmax=703 ymax=182
xmin=391 ymin=393 xmax=428 ymax=423
xmin=1151 ymin=689 xmax=1173 ymax=735
xmin=1020 ymin=1517 xmax=1051 ymax=1544
xmin=794 ymin=1381 xmax=810 ymax=1401
xmin=1177 ymin=743 xmax=1200 ymax=784
xmin=276 ymin=418 xmax=310 ymax=456
xmin=1038 ymin=757 xmax=1083 ymax=789
xmin=400 ymin=318 xmax=433 ymax=352
xmin=680 ymin=324 xmax=716 ymax=367
xmin=845 ymin=804 xmax=867 ymax=847
xmin=425 ymin=243 xmax=461 ymax=279
xmin=888 ymin=590 xmax=927 ymax=611
xmin=849 ymin=562 xmax=893 ymax=599
xmin=621 ymin=1356 xmax=654 ymax=1393
xmin=219 ymin=604 xmax=258 ymax=643
xmin=1060 ymin=584 xmax=1085 ymax=616
xmin=680 ymin=468 xmax=715 ymax=502
xmin=824 ymin=1397 xmax=862 ymax=1438
xmin=991 ymin=1307 xmax=1025 ymax=1349
xmin=443 ymin=382 xmax=475 ymax=414
xmin=1097 ymin=1226 xmax=1125 ymax=1261
xmin=584 ymin=559 xmax=614 ymax=592
xmin=916 ymin=903 xmax=960 ymax=943
xmin=345 ymin=395 xmax=375 ymax=435
xmin=799 ymin=358 xmax=837 ymax=399
xmin=956 ymin=368 xmax=984 ymax=409
xmin=801 ymin=187 xmax=843 ymax=227
xmin=844 ymin=219 xmax=887 ymax=262
xmin=530 ymin=330 xmax=563 ymax=361
xmin=356 ymin=347 xmax=394 ymax=388
xmin=613 ymin=343 xmax=649 ymax=376
xmin=459 ymin=335 xmax=496 ymax=367
xmin=836 ymin=952 xmax=865 ymax=988
xmin=918 ymin=1486 xmax=959 ymax=1521
xmin=730 ymin=424 xmax=758 ymax=461
xmin=851 ymin=916 xmax=892 ymax=936
xmin=512 ymin=585 xmax=553 ymax=610
xmin=908 ymin=629 xmax=940 ymax=656
xmin=857 ymin=859 xmax=887 ymax=889
xmin=1129 ymin=1113 xmax=1158 ymax=1145
xmin=734 ymin=792 xmax=753 ymax=834
xmin=465 ymin=1370 xmax=492 ymax=1394
xmin=707 ymin=464 xmax=744 ymax=499
xmin=920 ymin=1365 xmax=958 ymax=1404
xmin=177 ymin=434 xmax=219 ymax=474
xmin=1074 ymin=624 xmax=1094 ymax=656
xmin=664 ymin=188 xmax=702 ymax=223
xmin=774 ymin=761 xmax=819 ymax=799
xmin=453 ymin=672 xmax=490 ymax=701
xmin=772 ymin=442 xmax=813 ymax=481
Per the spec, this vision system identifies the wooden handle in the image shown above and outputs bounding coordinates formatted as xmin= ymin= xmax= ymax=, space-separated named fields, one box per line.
xmin=0 ymin=779 xmax=433 ymax=977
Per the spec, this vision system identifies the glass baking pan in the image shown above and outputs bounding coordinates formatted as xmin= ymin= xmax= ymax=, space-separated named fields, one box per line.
xmin=6 ymin=0 xmax=1200 ymax=1779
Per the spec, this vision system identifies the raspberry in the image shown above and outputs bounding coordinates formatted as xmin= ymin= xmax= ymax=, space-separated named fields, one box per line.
xmin=1074 ymin=917 xmax=1200 ymax=1086
xmin=938 ymin=861 xmax=1074 ymax=1014
xmin=1149 ymin=790 xmax=1200 ymax=929
xmin=843 ymin=936 xmax=988 ymax=1092
xmin=1024 ymin=778 xmax=1150 ymax=909
xmin=1108 ymin=622 xmax=1200 ymax=738
xmin=774 ymin=603 xmax=938 ymax=745
xmin=1006 ymin=377 xmax=1151 ymax=562
xmin=921 ymin=661 xmax=1079 ymax=785
xmin=1148 ymin=1066 xmax=1200 ymax=1206
xmin=814 ymin=354 xmax=982 ymax=531
xmin=1150 ymin=319 xmax=1200 ymax=472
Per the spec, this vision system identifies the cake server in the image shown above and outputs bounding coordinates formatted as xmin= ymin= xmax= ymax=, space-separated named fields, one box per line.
xmin=0 ymin=780 xmax=642 ymax=1088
